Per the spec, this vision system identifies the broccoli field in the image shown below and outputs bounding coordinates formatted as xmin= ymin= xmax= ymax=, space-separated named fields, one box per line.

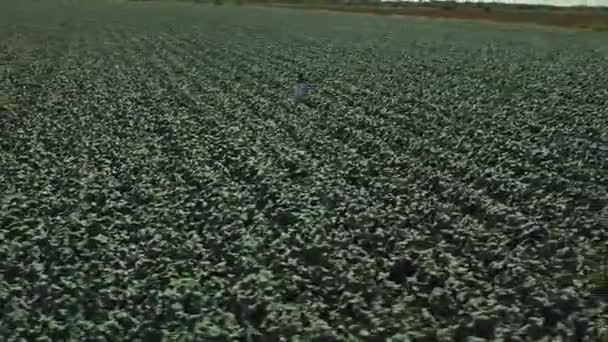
xmin=1 ymin=0 xmax=608 ymax=340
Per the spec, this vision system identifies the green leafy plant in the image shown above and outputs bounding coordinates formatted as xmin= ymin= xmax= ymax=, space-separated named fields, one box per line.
xmin=1 ymin=0 xmax=607 ymax=340
xmin=591 ymin=244 xmax=608 ymax=298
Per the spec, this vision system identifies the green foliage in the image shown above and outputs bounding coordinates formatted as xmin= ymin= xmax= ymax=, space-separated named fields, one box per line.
xmin=435 ymin=0 xmax=457 ymax=11
xmin=1 ymin=0 xmax=608 ymax=340
xmin=590 ymin=24 xmax=608 ymax=32
xmin=591 ymin=272 xmax=608 ymax=295
xmin=591 ymin=244 xmax=608 ymax=298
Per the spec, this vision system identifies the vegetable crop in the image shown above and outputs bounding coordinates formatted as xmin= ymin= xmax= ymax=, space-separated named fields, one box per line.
xmin=1 ymin=0 xmax=607 ymax=340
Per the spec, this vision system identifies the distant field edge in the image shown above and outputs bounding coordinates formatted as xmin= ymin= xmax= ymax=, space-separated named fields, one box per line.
xmin=184 ymin=0 xmax=608 ymax=31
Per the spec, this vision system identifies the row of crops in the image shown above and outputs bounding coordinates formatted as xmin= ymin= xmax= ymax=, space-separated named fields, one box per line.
xmin=1 ymin=0 xmax=607 ymax=340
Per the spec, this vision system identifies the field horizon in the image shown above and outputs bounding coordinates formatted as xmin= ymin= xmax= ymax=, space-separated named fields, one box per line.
xmin=196 ymin=0 xmax=608 ymax=31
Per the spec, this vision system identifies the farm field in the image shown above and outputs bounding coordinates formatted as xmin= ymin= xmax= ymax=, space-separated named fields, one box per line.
xmin=1 ymin=0 xmax=608 ymax=340
xmin=267 ymin=2 xmax=608 ymax=31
